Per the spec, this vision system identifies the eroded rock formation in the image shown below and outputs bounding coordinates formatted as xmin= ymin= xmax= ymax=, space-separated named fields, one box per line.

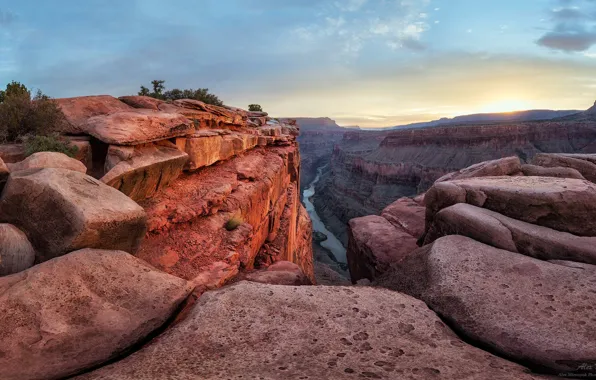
xmin=315 ymin=118 xmax=596 ymax=243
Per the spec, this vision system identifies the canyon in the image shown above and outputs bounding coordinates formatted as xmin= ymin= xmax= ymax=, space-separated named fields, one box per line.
xmin=0 ymin=93 xmax=595 ymax=379
xmin=310 ymin=108 xmax=596 ymax=244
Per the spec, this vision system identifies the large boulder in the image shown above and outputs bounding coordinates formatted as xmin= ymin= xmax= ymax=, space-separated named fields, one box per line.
xmin=0 ymin=224 xmax=35 ymax=276
xmin=75 ymin=282 xmax=542 ymax=380
xmin=424 ymin=203 xmax=596 ymax=264
xmin=532 ymin=153 xmax=596 ymax=183
xmin=435 ymin=156 xmax=522 ymax=183
xmin=380 ymin=197 xmax=425 ymax=238
xmin=424 ymin=176 xmax=596 ymax=237
xmin=101 ymin=142 xmax=189 ymax=202
xmin=347 ymin=215 xmax=418 ymax=283
xmin=85 ymin=110 xmax=194 ymax=145
xmin=521 ymin=164 xmax=585 ymax=180
xmin=55 ymin=95 xmax=134 ymax=134
xmin=0 ymin=249 xmax=193 ymax=380
xmin=175 ymin=132 xmax=258 ymax=172
xmin=0 ymin=168 xmax=147 ymax=262
xmin=7 ymin=152 xmax=87 ymax=173
xmin=375 ymin=235 xmax=596 ymax=373
xmin=55 ymin=95 xmax=195 ymax=145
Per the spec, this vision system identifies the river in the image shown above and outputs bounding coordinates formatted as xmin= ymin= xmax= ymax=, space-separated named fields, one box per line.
xmin=302 ymin=166 xmax=347 ymax=263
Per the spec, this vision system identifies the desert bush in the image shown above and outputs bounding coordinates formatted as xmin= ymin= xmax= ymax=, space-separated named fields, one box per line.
xmin=24 ymin=134 xmax=78 ymax=157
xmin=137 ymin=80 xmax=224 ymax=106
xmin=225 ymin=215 xmax=244 ymax=231
xmin=248 ymin=104 xmax=263 ymax=112
xmin=0 ymin=82 xmax=66 ymax=143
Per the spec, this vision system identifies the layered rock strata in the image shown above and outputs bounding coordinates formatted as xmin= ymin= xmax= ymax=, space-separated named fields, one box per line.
xmin=315 ymin=119 xmax=596 ymax=244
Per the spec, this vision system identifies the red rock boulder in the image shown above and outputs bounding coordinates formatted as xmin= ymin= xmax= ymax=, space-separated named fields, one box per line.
xmin=7 ymin=152 xmax=87 ymax=173
xmin=0 ymin=223 xmax=35 ymax=276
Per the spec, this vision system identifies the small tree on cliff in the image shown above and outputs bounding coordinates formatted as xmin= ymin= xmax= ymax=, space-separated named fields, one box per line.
xmin=137 ymin=80 xmax=224 ymax=106
xmin=0 ymin=81 xmax=67 ymax=143
xmin=248 ymin=104 xmax=263 ymax=112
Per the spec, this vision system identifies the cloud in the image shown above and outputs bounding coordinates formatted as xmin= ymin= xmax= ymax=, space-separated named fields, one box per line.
xmin=537 ymin=0 xmax=596 ymax=52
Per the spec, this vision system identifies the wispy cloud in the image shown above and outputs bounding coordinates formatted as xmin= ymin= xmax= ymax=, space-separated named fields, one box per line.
xmin=0 ymin=9 xmax=16 ymax=28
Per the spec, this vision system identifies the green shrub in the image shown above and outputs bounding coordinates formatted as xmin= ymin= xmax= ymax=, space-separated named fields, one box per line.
xmin=0 ymin=82 xmax=67 ymax=143
xmin=225 ymin=215 xmax=244 ymax=231
xmin=137 ymin=80 xmax=224 ymax=106
xmin=248 ymin=104 xmax=263 ymax=112
xmin=24 ymin=134 xmax=78 ymax=158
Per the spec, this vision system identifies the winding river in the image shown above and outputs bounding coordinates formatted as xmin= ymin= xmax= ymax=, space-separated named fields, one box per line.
xmin=302 ymin=166 xmax=347 ymax=263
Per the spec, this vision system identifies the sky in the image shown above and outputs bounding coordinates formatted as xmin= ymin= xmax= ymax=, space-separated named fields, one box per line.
xmin=1 ymin=0 xmax=596 ymax=128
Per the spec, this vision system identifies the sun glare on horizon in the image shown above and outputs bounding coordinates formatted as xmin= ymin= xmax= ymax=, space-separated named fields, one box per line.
xmin=478 ymin=99 xmax=534 ymax=114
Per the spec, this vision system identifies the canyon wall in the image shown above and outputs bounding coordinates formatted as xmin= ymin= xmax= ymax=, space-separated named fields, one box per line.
xmin=294 ymin=117 xmax=346 ymax=194
xmin=314 ymin=120 xmax=596 ymax=244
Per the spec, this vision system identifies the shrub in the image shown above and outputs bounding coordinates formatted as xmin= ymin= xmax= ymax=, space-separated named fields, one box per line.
xmin=0 ymin=82 xmax=67 ymax=143
xmin=248 ymin=104 xmax=263 ymax=112
xmin=24 ymin=134 xmax=78 ymax=158
xmin=137 ymin=80 xmax=224 ymax=106
xmin=225 ymin=215 xmax=244 ymax=231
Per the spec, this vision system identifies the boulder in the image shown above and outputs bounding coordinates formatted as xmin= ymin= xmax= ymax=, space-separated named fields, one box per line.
xmin=435 ymin=156 xmax=522 ymax=183
xmin=424 ymin=203 xmax=596 ymax=264
xmin=521 ymin=164 xmax=585 ymax=180
xmin=175 ymin=132 xmax=257 ymax=172
xmin=424 ymin=176 xmax=596 ymax=237
xmin=85 ymin=110 xmax=194 ymax=145
xmin=241 ymin=261 xmax=311 ymax=285
xmin=380 ymin=197 xmax=425 ymax=238
xmin=55 ymin=95 xmax=134 ymax=134
xmin=0 ymin=224 xmax=35 ymax=276
xmin=101 ymin=142 xmax=189 ymax=202
xmin=532 ymin=153 xmax=596 ymax=183
xmin=375 ymin=235 xmax=596 ymax=373
xmin=0 ymin=168 xmax=147 ymax=262
xmin=347 ymin=215 xmax=418 ymax=283
xmin=0 ymin=144 xmax=26 ymax=163
xmin=7 ymin=152 xmax=87 ymax=173
xmin=74 ymin=282 xmax=542 ymax=380
xmin=0 ymin=249 xmax=193 ymax=380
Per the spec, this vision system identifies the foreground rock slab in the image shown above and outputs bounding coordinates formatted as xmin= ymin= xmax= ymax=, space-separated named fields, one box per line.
xmin=101 ymin=142 xmax=189 ymax=202
xmin=0 ymin=249 xmax=193 ymax=380
xmin=76 ymin=282 xmax=542 ymax=380
xmin=347 ymin=215 xmax=418 ymax=283
xmin=7 ymin=151 xmax=87 ymax=173
xmin=0 ymin=168 xmax=147 ymax=262
xmin=435 ymin=156 xmax=522 ymax=183
xmin=424 ymin=203 xmax=596 ymax=264
xmin=380 ymin=197 xmax=425 ymax=238
xmin=375 ymin=235 xmax=596 ymax=374
xmin=425 ymin=176 xmax=596 ymax=237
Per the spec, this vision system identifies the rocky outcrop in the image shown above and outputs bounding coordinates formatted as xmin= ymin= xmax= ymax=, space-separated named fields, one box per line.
xmin=100 ymin=142 xmax=189 ymax=202
xmin=136 ymin=145 xmax=314 ymax=283
xmin=7 ymin=151 xmax=87 ymax=173
xmin=75 ymin=282 xmax=542 ymax=380
xmin=424 ymin=176 xmax=596 ymax=237
xmin=424 ymin=203 xmax=596 ymax=264
xmin=375 ymin=235 xmax=596 ymax=374
xmin=0 ymin=168 xmax=147 ymax=262
xmin=314 ymin=118 xmax=596 ymax=243
xmin=532 ymin=153 xmax=596 ymax=182
xmin=434 ymin=156 xmax=522 ymax=183
xmin=0 ymin=223 xmax=35 ymax=276
xmin=0 ymin=249 xmax=192 ymax=380
xmin=347 ymin=215 xmax=418 ymax=283
xmin=521 ymin=163 xmax=585 ymax=179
